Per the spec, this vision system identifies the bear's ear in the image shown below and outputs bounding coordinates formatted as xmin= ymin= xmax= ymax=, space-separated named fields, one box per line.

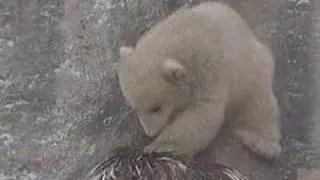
xmin=119 ymin=46 xmax=134 ymax=59
xmin=161 ymin=59 xmax=188 ymax=83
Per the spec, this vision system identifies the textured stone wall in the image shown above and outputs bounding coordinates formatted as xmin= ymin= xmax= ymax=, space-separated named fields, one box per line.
xmin=0 ymin=0 xmax=318 ymax=180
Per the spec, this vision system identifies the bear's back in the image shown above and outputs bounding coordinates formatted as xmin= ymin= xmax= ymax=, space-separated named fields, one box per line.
xmin=133 ymin=2 xmax=259 ymax=67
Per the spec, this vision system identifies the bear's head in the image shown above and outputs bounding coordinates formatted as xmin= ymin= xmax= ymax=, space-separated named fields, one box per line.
xmin=118 ymin=46 xmax=193 ymax=137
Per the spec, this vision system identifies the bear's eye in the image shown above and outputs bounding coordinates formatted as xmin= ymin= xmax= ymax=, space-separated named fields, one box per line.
xmin=149 ymin=104 xmax=162 ymax=113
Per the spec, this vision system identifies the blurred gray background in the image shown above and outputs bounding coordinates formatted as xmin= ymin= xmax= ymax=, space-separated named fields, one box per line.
xmin=0 ymin=0 xmax=319 ymax=179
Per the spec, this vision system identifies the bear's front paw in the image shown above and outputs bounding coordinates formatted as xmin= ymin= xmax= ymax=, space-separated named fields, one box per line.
xmin=236 ymin=129 xmax=281 ymax=160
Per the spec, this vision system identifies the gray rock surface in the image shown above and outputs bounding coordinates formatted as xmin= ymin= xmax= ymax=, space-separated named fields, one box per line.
xmin=297 ymin=168 xmax=320 ymax=180
xmin=0 ymin=0 xmax=319 ymax=180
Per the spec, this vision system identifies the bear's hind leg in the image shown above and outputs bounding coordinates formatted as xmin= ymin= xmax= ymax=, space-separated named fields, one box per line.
xmin=235 ymin=91 xmax=281 ymax=161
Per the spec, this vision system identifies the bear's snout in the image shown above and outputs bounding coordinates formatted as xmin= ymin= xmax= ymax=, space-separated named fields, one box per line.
xmin=138 ymin=114 xmax=169 ymax=138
